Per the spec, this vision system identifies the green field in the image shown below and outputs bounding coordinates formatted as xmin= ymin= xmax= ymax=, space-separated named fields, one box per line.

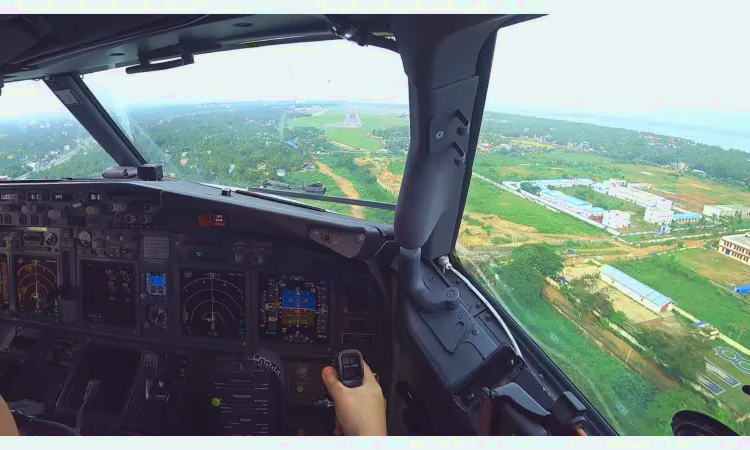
xmin=465 ymin=178 xmax=607 ymax=236
xmin=673 ymin=248 xmax=750 ymax=287
xmin=612 ymin=255 xmax=750 ymax=348
xmin=290 ymin=107 xmax=407 ymax=150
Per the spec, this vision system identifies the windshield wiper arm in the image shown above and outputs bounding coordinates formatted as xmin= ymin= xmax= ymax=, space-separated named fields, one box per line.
xmin=232 ymin=188 xmax=327 ymax=212
xmin=245 ymin=185 xmax=396 ymax=211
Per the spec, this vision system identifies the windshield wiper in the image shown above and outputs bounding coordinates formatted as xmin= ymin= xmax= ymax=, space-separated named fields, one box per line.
xmin=248 ymin=181 xmax=396 ymax=211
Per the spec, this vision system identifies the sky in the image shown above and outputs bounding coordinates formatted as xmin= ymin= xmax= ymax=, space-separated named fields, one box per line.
xmin=1 ymin=9 xmax=749 ymax=149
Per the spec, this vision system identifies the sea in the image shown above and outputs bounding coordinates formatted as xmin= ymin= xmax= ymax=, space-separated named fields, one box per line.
xmin=487 ymin=105 xmax=750 ymax=153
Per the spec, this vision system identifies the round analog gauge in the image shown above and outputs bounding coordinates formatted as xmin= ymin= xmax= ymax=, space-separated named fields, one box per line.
xmin=145 ymin=304 xmax=169 ymax=331
xmin=77 ymin=230 xmax=92 ymax=248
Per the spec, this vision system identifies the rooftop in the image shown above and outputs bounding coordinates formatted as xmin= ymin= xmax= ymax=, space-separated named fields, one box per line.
xmin=708 ymin=204 xmax=749 ymax=212
xmin=722 ymin=233 xmax=750 ymax=248
xmin=542 ymin=189 xmax=592 ymax=208
xmin=601 ymin=265 xmax=674 ymax=309
xmin=673 ymin=212 xmax=702 ymax=219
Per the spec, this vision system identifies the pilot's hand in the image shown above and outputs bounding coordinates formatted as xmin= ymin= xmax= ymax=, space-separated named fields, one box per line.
xmin=322 ymin=361 xmax=386 ymax=436
xmin=0 ymin=394 xmax=19 ymax=436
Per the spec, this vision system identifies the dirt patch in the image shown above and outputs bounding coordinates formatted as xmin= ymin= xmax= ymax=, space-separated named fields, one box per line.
xmin=562 ymin=264 xmax=662 ymax=323
xmin=316 ymin=161 xmax=364 ymax=219
xmin=354 ymin=156 xmax=402 ymax=197
xmin=641 ymin=314 xmax=689 ymax=337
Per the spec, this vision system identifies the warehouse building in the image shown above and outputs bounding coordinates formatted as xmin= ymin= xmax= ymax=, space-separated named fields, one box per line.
xmin=609 ymin=186 xmax=673 ymax=210
xmin=703 ymin=204 xmax=750 ymax=218
xmin=602 ymin=210 xmax=631 ymax=229
xmin=719 ymin=233 xmax=750 ymax=265
xmin=644 ymin=208 xmax=674 ymax=224
xmin=600 ymin=265 xmax=675 ymax=313
xmin=539 ymin=189 xmax=593 ymax=215
xmin=672 ymin=212 xmax=702 ymax=224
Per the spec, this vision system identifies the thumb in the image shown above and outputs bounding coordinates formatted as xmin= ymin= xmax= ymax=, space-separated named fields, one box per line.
xmin=322 ymin=366 xmax=344 ymax=399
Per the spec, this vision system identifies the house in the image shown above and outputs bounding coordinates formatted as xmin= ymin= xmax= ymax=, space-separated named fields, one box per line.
xmin=257 ymin=162 xmax=266 ymax=170
xmin=276 ymin=168 xmax=287 ymax=177
xmin=600 ymin=265 xmax=674 ymax=313
xmin=302 ymin=162 xmax=315 ymax=170
xmin=703 ymin=204 xmax=750 ymax=218
xmin=627 ymin=182 xmax=651 ymax=190
xmin=718 ymin=233 xmax=750 ymax=265
xmin=643 ymin=208 xmax=674 ymax=224
xmin=602 ymin=210 xmax=631 ymax=229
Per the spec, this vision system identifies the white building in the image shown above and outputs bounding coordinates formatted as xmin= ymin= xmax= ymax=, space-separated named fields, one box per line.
xmin=609 ymin=186 xmax=673 ymax=210
xmin=644 ymin=208 xmax=674 ymax=224
xmin=703 ymin=204 xmax=750 ymax=218
xmin=591 ymin=182 xmax=608 ymax=193
xmin=719 ymin=233 xmax=750 ymax=265
xmin=602 ymin=210 xmax=631 ymax=229
xmin=605 ymin=179 xmax=627 ymax=188
xmin=628 ymin=182 xmax=651 ymax=190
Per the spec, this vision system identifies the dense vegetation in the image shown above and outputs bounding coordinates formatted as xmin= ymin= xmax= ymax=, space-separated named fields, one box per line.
xmin=480 ymin=112 xmax=750 ymax=189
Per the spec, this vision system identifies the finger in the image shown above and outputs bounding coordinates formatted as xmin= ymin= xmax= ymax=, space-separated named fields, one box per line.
xmin=362 ymin=361 xmax=378 ymax=384
xmin=334 ymin=419 xmax=343 ymax=436
xmin=321 ymin=366 xmax=344 ymax=398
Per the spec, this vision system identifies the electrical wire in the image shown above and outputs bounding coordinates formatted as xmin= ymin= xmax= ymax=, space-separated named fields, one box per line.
xmin=437 ymin=255 xmax=523 ymax=359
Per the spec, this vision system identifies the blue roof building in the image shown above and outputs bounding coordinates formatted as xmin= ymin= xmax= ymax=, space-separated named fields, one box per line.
xmin=673 ymin=212 xmax=702 ymax=222
xmin=600 ymin=265 xmax=674 ymax=313
xmin=541 ymin=189 xmax=592 ymax=209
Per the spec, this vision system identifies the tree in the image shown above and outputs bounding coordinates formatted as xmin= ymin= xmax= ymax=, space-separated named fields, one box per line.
xmin=512 ymin=244 xmax=564 ymax=278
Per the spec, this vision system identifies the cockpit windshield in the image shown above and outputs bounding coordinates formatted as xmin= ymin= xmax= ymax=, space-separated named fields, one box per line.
xmin=83 ymin=40 xmax=408 ymax=222
xmin=0 ymin=80 xmax=115 ymax=180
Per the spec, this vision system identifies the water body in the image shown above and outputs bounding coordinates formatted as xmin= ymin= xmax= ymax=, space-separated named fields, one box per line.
xmin=488 ymin=104 xmax=750 ymax=153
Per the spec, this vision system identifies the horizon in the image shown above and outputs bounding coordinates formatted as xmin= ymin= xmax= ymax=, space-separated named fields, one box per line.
xmin=2 ymin=98 xmax=747 ymax=153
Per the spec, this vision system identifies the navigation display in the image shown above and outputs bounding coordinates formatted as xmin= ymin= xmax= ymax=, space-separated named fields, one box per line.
xmin=179 ymin=269 xmax=246 ymax=339
xmin=15 ymin=255 xmax=59 ymax=316
xmin=82 ymin=261 xmax=136 ymax=327
xmin=258 ymin=274 xmax=329 ymax=344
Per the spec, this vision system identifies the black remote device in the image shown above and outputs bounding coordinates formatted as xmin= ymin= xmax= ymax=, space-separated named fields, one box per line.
xmin=333 ymin=349 xmax=364 ymax=388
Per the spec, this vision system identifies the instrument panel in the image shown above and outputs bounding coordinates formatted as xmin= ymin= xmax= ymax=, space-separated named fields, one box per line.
xmin=0 ymin=180 xmax=392 ymax=436
xmin=0 ymin=181 xmax=389 ymax=355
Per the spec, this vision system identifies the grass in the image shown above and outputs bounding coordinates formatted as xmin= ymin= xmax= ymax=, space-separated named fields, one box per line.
xmin=290 ymin=107 xmax=407 ymax=150
xmin=477 ymin=261 xmax=660 ymax=435
xmin=702 ymin=348 xmax=750 ymax=418
xmin=465 ymin=178 xmax=607 ymax=236
xmin=612 ymin=255 xmax=750 ymax=348
xmin=281 ymin=170 xmax=351 ymax=216
xmin=319 ymin=153 xmax=396 ymax=223
xmin=673 ymin=248 xmax=750 ymax=287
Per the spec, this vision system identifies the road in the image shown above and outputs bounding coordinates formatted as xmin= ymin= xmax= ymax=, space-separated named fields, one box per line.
xmin=16 ymin=145 xmax=82 ymax=180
